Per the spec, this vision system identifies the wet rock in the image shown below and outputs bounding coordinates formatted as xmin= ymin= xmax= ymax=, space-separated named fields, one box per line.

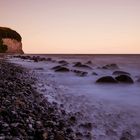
xmin=100 ymin=63 xmax=119 ymax=70
xmin=55 ymin=133 xmax=64 ymax=140
xmin=85 ymin=61 xmax=92 ymax=65
xmin=120 ymin=131 xmax=134 ymax=140
xmin=51 ymin=65 xmax=63 ymax=70
xmin=113 ymin=71 xmax=130 ymax=76
xmin=73 ymin=62 xmax=92 ymax=69
xmin=115 ymin=75 xmax=134 ymax=83
xmin=92 ymin=72 xmax=98 ymax=75
xmin=46 ymin=58 xmax=52 ymax=61
xmin=96 ymin=76 xmax=118 ymax=83
xmin=79 ymin=122 xmax=92 ymax=130
xmin=58 ymin=60 xmax=68 ymax=65
xmin=55 ymin=66 xmax=70 ymax=72
xmin=35 ymin=67 xmax=44 ymax=70
xmin=72 ymin=70 xmax=88 ymax=77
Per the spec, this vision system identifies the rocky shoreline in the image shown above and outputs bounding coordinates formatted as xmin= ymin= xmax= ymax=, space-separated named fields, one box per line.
xmin=0 ymin=59 xmax=77 ymax=140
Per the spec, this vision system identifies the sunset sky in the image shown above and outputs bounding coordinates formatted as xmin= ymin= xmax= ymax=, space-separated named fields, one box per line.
xmin=0 ymin=0 xmax=140 ymax=54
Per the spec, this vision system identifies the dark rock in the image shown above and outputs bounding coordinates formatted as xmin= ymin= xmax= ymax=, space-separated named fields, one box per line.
xmin=51 ymin=65 xmax=62 ymax=70
xmin=55 ymin=133 xmax=64 ymax=140
xmin=96 ymin=76 xmax=118 ymax=83
xmin=46 ymin=58 xmax=52 ymax=61
xmin=58 ymin=60 xmax=68 ymax=65
xmin=72 ymin=70 xmax=88 ymax=77
xmin=115 ymin=75 xmax=134 ymax=83
xmin=100 ymin=63 xmax=119 ymax=70
xmin=79 ymin=122 xmax=92 ymax=130
xmin=113 ymin=71 xmax=130 ymax=76
xmin=92 ymin=72 xmax=98 ymax=75
xmin=73 ymin=62 xmax=92 ymax=69
xmin=55 ymin=67 xmax=70 ymax=72
xmin=85 ymin=61 xmax=92 ymax=65
xmin=120 ymin=131 xmax=134 ymax=140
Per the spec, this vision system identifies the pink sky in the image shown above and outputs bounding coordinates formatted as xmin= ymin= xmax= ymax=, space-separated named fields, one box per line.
xmin=0 ymin=0 xmax=140 ymax=54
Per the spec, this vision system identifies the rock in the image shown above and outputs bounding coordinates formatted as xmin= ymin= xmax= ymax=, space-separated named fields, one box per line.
xmin=0 ymin=27 xmax=24 ymax=54
xmin=55 ymin=133 xmax=64 ymax=140
xmin=43 ymin=131 xmax=48 ymax=140
xmin=51 ymin=65 xmax=63 ymax=70
xmin=46 ymin=58 xmax=52 ymax=61
xmin=100 ymin=63 xmax=119 ymax=70
xmin=58 ymin=60 xmax=68 ymax=65
xmin=115 ymin=75 xmax=134 ymax=83
xmin=72 ymin=70 xmax=88 ymax=77
xmin=113 ymin=71 xmax=130 ymax=76
xmin=96 ymin=76 xmax=117 ymax=83
xmin=55 ymin=67 xmax=70 ymax=72
xmin=73 ymin=62 xmax=92 ymax=69
xmin=120 ymin=131 xmax=134 ymax=140
xmin=92 ymin=72 xmax=98 ymax=75
xmin=85 ymin=61 xmax=92 ymax=65
xmin=79 ymin=122 xmax=92 ymax=130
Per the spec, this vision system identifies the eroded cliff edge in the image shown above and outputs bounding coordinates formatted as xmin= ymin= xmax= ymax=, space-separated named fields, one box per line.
xmin=0 ymin=27 xmax=24 ymax=54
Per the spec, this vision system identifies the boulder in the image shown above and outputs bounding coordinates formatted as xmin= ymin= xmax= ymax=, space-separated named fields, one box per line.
xmin=85 ymin=61 xmax=92 ymax=65
xmin=101 ymin=63 xmax=119 ymax=70
xmin=115 ymin=75 xmax=134 ymax=83
xmin=72 ymin=69 xmax=88 ymax=77
xmin=113 ymin=71 xmax=130 ymax=76
xmin=92 ymin=72 xmax=98 ymax=75
xmin=55 ymin=66 xmax=70 ymax=72
xmin=51 ymin=65 xmax=63 ymax=70
xmin=96 ymin=76 xmax=117 ymax=83
xmin=58 ymin=60 xmax=68 ymax=65
xmin=73 ymin=62 xmax=92 ymax=69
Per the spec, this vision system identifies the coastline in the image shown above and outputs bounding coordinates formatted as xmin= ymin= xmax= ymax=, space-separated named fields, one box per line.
xmin=1 ymin=54 xmax=140 ymax=140
xmin=0 ymin=59 xmax=77 ymax=140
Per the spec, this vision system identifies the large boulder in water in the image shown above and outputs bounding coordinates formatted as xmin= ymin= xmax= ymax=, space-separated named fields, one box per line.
xmin=115 ymin=75 xmax=134 ymax=83
xmin=101 ymin=63 xmax=119 ymax=70
xmin=55 ymin=66 xmax=70 ymax=72
xmin=0 ymin=27 xmax=24 ymax=54
xmin=96 ymin=76 xmax=117 ymax=83
xmin=113 ymin=71 xmax=130 ymax=76
xmin=73 ymin=62 xmax=92 ymax=69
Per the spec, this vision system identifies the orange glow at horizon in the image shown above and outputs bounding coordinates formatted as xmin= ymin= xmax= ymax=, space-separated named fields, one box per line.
xmin=0 ymin=0 xmax=140 ymax=54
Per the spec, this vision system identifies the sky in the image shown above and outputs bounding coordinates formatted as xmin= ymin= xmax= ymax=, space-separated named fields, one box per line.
xmin=0 ymin=0 xmax=140 ymax=54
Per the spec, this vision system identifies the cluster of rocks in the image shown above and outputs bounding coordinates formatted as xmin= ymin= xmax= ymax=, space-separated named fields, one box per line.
xmin=96 ymin=71 xmax=134 ymax=84
xmin=13 ymin=55 xmax=52 ymax=62
xmin=0 ymin=60 xmax=79 ymax=140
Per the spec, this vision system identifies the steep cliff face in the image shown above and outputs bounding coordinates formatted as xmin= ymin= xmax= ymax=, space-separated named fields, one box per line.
xmin=0 ymin=27 xmax=24 ymax=54
xmin=2 ymin=38 xmax=24 ymax=54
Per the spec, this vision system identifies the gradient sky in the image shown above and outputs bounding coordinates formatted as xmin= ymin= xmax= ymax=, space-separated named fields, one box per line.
xmin=0 ymin=0 xmax=140 ymax=54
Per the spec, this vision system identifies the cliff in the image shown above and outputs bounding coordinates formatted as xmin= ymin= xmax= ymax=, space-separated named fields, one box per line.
xmin=0 ymin=27 xmax=24 ymax=54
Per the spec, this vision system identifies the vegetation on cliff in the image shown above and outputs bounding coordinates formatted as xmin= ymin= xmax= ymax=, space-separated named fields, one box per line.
xmin=0 ymin=27 xmax=22 ymax=42
xmin=0 ymin=39 xmax=8 ymax=53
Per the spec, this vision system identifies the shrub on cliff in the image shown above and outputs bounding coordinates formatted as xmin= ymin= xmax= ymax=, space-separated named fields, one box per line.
xmin=0 ymin=27 xmax=22 ymax=41
xmin=0 ymin=39 xmax=8 ymax=53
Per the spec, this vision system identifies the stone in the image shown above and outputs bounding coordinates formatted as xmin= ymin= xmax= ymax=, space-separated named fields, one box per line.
xmin=73 ymin=62 xmax=92 ymax=69
xmin=100 ymin=63 xmax=119 ymax=70
xmin=115 ymin=75 xmax=134 ymax=83
xmin=120 ymin=131 xmax=134 ymax=140
xmin=113 ymin=71 xmax=130 ymax=76
xmin=96 ymin=76 xmax=118 ymax=83
xmin=55 ymin=67 xmax=70 ymax=72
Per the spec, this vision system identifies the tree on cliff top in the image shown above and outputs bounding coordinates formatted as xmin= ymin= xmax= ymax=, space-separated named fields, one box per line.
xmin=0 ymin=27 xmax=22 ymax=42
xmin=0 ymin=39 xmax=8 ymax=53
